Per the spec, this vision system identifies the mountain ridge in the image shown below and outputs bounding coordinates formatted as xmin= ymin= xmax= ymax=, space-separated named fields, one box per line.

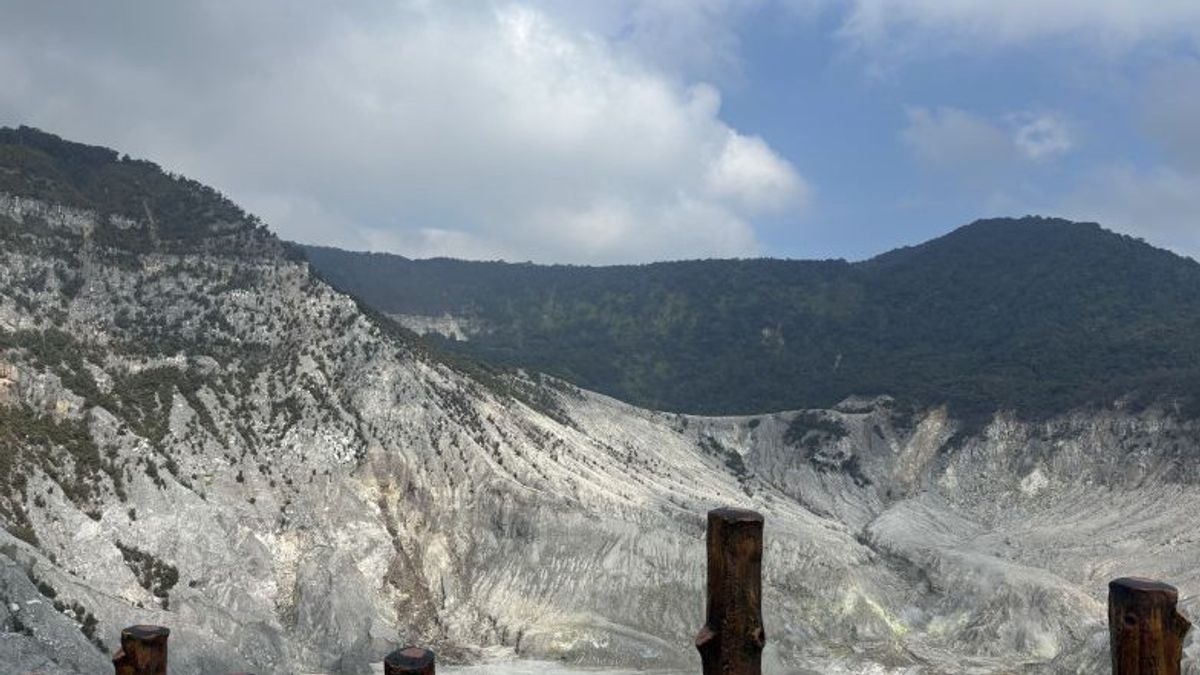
xmin=304 ymin=216 xmax=1200 ymax=421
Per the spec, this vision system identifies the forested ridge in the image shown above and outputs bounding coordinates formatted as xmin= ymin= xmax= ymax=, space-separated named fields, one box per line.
xmin=305 ymin=219 xmax=1200 ymax=421
xmin=8 ymin=125 xmax=1193 ymax=423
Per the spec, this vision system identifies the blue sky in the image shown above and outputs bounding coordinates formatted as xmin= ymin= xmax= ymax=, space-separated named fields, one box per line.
xmin=1 ymin=1 xmax=1198 ymax=263
xmin=717 ymin=3 xmax=1198 ymax=260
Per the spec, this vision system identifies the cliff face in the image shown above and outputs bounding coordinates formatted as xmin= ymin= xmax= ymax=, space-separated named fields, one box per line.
xmin=2 ymin=192 xmax=1200 ymax=674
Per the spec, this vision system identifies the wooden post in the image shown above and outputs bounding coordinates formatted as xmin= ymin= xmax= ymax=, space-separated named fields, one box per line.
xmin=695 ymin=507 xmax=765 ymax=675
xmin=112 ymin=625 xmax=169 ymax=675
xmin=384 ymin=646 xmax=435 ymax=675
xmin=1109 ymin=577 xmax=1191 ymax=675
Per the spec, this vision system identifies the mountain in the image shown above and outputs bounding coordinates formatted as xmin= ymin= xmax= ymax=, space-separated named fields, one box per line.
xmin=304 ymin=219 xmax=1200 ymax=422
xmin=3 ymin=127 xmax=1200 ymax=675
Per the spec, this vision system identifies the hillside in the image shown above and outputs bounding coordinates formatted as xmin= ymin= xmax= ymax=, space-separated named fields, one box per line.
xmin=6 ymin=127 xmax=1200 ymax=675
xmin=305 ymin=219 xmax=1200 ymax=421
xmin=0 ymin=127 xmax=881 ymax=673
xmin=0 ymin=127 xmax=798 ymax=673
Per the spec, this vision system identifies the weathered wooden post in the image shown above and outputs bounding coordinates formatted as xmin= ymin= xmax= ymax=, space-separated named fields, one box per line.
xmin=695 ymin=506 xmax=765 ymax=675
xmin=112 ymin=625 xmax=170 ymax=675
xmin=1109 ymin=577 xmax=1191 ymax=674
xmin=384 ymin=646 xmax=435 ymax=675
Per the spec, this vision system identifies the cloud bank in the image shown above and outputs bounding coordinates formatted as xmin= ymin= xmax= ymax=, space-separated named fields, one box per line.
xmin=2 ymin=0 xmax=1197 ymax=261
xmin=0 ymin=2 xmax=806 ymax=264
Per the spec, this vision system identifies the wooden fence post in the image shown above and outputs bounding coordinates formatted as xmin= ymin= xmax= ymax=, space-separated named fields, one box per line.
xmin=695 ymin=506 xmax=765 ymax=675
xmin=1109 ymin=577 xmax=1191 ymax=675
xmin=112 ymin=625 xmax=170 ymax=675
xmin=384 ymin=646 xmax=435 ymax=675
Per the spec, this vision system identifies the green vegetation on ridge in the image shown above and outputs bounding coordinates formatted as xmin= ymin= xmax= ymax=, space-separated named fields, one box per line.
xmin=5 ymin=125 xmax=1197 ymax=425
xmin=305 ymin=220 xmax=1200 ymax=421
xmin=0 ymin=126 xmax=303 ymax=260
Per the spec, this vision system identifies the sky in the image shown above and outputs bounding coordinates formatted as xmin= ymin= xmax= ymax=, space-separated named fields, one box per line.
xmin=1 ymin=1 xmax=1198 ymax=264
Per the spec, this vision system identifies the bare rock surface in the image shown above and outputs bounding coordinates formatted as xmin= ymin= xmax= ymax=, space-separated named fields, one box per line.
xmin=1 ymin=195 xmax=1199 ymax=673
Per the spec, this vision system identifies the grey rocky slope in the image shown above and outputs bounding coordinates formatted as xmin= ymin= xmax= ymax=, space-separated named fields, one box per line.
xmin=0 ymin=190 xmax=878 ymax=674
xmin=2 ymin=191 xmax=1200 ymax=672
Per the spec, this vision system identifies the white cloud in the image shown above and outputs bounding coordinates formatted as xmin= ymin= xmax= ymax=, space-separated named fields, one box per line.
xmin=530 ymin=1 xmax=1200 ymax=74
xmin=1142 ymin=58 xmax=1200 ymax=172
xmin=900 ymin=106 xmax=1074 ymax=177
xmin=1013 ymin=114 xmax=1073 ymax=161
xmin=900 ymin=106 xmax=1012 ymax=171
xmin=705 ymin=132 xmax=809 ymax=213
xmin=535 ymin=0 xmax=748 ymax=82
xmin=1058 ymin=166 xmax=1200 ymax=259
xmin=360 ymin=226 xmax=519 ymax=263
xmin=837 ymin=1 xmax=1200 ymax=56
xmin=0 ymin=2 xmax=807 ymax=264
xmin=525 ymin=0 xmax=1197 ymax=264
xmin=523 ymin=0 xmax=828 ymax=84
